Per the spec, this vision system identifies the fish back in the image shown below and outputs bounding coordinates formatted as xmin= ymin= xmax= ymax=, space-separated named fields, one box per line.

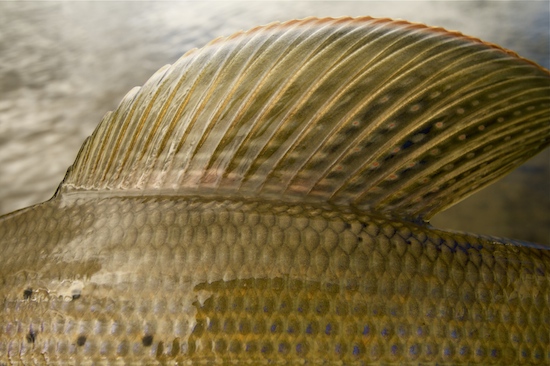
xmin=1 ymin=197 xmax=548 ymax=364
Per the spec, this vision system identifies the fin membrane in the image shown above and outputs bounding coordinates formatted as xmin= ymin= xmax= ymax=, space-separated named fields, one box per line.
xmin=59 ymin=16 xmax=550 ymax=220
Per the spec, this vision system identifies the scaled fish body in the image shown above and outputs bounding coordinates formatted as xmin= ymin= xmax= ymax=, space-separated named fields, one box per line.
xmin=1 ymin=17 xmax=549 ymax=365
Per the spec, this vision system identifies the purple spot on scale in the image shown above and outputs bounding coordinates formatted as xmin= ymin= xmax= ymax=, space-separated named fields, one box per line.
xmin=476 ymin=348 xmax=484 ymax=356
xmin=409 ymin=345 xmax=419 ymax=355
xmin=287 ymin=326 xmax=294 ymax=334
xmin=521 ymin=349 xmax=528 ymax=358
xmin=460 ymin=347 xmax=468 ymax=355
xmin=306 ymin=324 xmax=312 ymax=334
xmin=381 ymin=328 xmax=389 ymax=337
xmin=491 ymin=349 xmax=498 ymax=358
xmin=444 ymin=348 xmax=452 ymax=356
xmin=450 ymin=330 xmax=458 ymax=339
xmin=325 ymin=324 xmax=332 ymax=335
xmin=296 ymin=344 xmax=303 ymax=354
xmin=353 ymin=345 xmax=360 ymax=356
xmin=391 ymin=345 xmax=398 ymax=355
xmin=417 ymin=327 xmax=423 ymax=336
xmin=270 ymin=324 xmax=277 ymax=333
xmin=362 ymin=325 xmax=370 ymax=335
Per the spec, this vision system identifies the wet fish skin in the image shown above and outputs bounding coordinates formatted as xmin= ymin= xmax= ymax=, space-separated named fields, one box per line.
xmin=1 ymin=196 xmax=549 ymax=364
xmin=1 ymin=16 xmax=550 ymax=365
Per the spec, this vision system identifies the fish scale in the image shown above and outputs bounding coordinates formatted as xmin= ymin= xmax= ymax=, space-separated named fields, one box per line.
xmin=1 ymin=197 xmax=548 ymax=364
xmin=1 ymin=16 xmax=550 ymax=365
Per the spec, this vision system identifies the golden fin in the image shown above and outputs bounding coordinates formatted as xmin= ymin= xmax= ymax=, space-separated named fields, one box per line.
xmin=58 ymin=16 xmax=550 ymax=220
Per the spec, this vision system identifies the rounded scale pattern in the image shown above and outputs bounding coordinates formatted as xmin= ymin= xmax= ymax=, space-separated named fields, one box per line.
xmin=0 ymin=196 xmax=548 ymax=364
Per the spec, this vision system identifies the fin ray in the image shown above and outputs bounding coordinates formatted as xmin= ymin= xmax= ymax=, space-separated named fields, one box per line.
xmin=281 ymin=45 xmax=510 ymax=198
xmin=59 ymin=17 xmax=550 ymax=221
xmin=344 ymin=76 xmax=547 ymax=203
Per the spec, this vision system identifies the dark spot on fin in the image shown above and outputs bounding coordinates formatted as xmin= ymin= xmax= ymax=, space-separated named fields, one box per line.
xmin=26 ymin=330 xmax=36 ymax=343
xmin=142 ymin=335 xmax=154 ymax=347
xmin=23 ymin=288 xmax=32 ymax=299
xmin=77 ymin=335 xmax=87 ymax=346
xmin=72 ymin=293 xmax=81 ymax=300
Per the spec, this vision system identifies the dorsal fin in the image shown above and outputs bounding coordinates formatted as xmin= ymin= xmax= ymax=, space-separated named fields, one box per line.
xmin=58 ymin=16 xmax=550 ymax=221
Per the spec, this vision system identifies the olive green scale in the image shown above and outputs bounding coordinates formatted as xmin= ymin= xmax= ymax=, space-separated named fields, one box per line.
xmin=1 ymin=196 xmax=548 ymax=365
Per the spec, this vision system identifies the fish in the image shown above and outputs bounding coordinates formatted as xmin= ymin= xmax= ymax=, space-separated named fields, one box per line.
xmin=0 ymin=16 xmax=549 ymax=365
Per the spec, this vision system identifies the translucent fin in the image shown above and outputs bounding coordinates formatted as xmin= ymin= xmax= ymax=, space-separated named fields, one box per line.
xmin=59 ymin=16 xmax=550 ymax=220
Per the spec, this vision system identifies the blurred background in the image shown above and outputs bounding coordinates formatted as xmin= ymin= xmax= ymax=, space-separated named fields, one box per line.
xmin=0 ymin=1 xmax=548 ymax=243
